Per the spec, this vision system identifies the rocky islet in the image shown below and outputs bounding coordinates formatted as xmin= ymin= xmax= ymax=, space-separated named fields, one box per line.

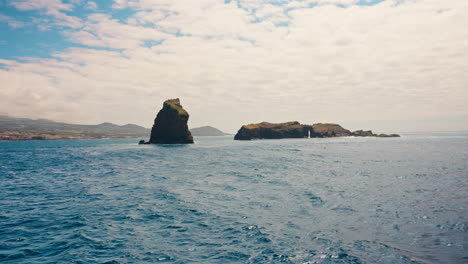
xmin=145 ymin=98 xmax=194 ymax=144
xmin=234 ymin=121 xmax=400 ymax=140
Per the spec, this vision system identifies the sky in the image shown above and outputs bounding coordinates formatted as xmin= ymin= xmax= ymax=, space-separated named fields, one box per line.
xmin=0 ymin=0 xmax=467 ymax=133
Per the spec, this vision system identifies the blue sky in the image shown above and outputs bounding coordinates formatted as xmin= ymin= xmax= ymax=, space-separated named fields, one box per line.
xmin=0 ymin=0 xmax=467 ymax=132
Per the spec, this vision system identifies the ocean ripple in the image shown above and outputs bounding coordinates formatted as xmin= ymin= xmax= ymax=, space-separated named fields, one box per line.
xmin=1 ymin=135 xmax=467 ymax=263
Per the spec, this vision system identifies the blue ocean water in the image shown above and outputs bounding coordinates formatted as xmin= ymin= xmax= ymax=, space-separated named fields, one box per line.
xmin=0 ymin=134 xmax=467 ymax=264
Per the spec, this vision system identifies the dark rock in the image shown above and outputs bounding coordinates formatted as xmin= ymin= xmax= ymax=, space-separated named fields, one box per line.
xmin=350 ymin=130 xmax=400 ymax=137
xmin=311 ymin=123 xmax=352 ymax=137
xmin=138 ymin=140 xmax=147 ymax=144
xmin=149 ymin=98 xmax=194 ymax=144
xmin=234 ymin=121 xmax=305 ymax=140
xmin=376 ymin=133 xmax=400 ymax=138
xmin=351 ymin=130 xmax=374 ymax=137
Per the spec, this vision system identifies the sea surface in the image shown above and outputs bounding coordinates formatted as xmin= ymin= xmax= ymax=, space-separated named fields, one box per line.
xmin=0 ymin=134 xmax=467 ymax=264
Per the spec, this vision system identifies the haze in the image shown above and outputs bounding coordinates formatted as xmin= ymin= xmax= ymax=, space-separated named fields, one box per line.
xmin=1 ymin=0 xmax=467 ymax=133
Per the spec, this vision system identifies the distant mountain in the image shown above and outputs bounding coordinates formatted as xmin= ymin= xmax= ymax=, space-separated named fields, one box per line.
xmin=0 ymin=115 xmax=150 ymax=140
xmin=190 ymin=126 xmax=228 ymax=136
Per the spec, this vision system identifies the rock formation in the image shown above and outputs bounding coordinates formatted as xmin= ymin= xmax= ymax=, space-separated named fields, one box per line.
xmin=349 ymin=130 xmax=400 ymax=137
xmin=234 ymin=121 xmax=305 ymax=140
xmin=149 ymin=98 xmax=194 ymax=144
xmin=309 ymin=123 xmax=352 ymax=137
xmin=375 ymin=133 xmax=401 ymax=138
xmin=234 ymin=121 xmax=399 ymax=140
xmin=350 ymin=130 xmax=374 ymax=137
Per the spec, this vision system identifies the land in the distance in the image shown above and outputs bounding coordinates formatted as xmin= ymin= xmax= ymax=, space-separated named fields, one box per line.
xmin=1 ymin=112 xmax=398 ymax=142
xmin=190 ymin=126 xmax=229 ymax=136
xmin=0 ymin=115 xmax=150 ymax=140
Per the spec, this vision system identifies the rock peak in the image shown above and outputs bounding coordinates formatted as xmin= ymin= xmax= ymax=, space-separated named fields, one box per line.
xmin=162 ymin=98 xmax=188 ymax=117
xmin=164 ymin=98 xmax=181 ymax=107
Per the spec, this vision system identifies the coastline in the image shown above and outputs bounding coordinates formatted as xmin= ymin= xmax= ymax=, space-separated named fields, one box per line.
xmin=0 ymin=131 xmax=148 ymax=141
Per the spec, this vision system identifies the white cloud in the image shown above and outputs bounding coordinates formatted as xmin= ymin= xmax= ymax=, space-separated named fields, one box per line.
xmin=64 ymin=14 xmax=168 ymax=49
xmin=9 ymin=0 xmax=73 ymax=11
xmin=85 ymin=1 xmax=98 ymax=10
xmin=9 ymin=0 xmax=82 ymax=28
xmin=0 ymin=14 xmax=25 ymax=28
xmin=1 ymin=0 xmax=468 ymax=132
xmin=311 ymin=0 xmax=360 ymax=5
xmin=111 ymin=0 xmax=125 ymax=9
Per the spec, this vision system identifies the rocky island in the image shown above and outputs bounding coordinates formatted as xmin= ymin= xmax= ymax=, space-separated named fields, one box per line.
xmin=145 ymin=98 xmax=194 ymax=144
xmin=234 ymin=121 xmax=399 ymax=140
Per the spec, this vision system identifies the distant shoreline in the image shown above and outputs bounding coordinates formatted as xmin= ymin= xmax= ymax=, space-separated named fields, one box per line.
xmin=0 ymin=131 xmax=148 ymax=141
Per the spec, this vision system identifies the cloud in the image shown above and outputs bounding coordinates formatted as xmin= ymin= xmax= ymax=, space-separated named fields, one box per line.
xmin=9 ymin=0 xmax=82 ymax=28
xmin=9 ymin=0 xmax=73 ymax=11
xmin=1 ymin=0 xmax=468 ymax=132
xmin=0 ymin=14 xmax=25 ymax=28
xmin=85 ymin=1 xmax=98 ymax=11
xmin=110 ymin=0 xmax=125 ymax=9
xmin=64 ymin=14 xmax=168 ymax=49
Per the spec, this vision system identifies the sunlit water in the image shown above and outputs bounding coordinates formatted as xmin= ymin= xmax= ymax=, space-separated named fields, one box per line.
xmin=1 ymin=134 xmax=467 ymax=263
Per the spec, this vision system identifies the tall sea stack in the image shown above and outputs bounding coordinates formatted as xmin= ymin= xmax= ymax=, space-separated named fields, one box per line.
xmin=149 ymin=98 xmax=194 ymax=144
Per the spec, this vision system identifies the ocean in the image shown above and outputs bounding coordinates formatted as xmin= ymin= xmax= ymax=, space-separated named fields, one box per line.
xmin=0 ymin=134 xmax=467 ymax=263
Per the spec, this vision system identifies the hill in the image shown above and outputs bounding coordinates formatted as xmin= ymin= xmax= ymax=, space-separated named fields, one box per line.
xmin=190 ymin=126 xmax=228 ymax=136
xmin=0 ymin=115 xmax=150 ymax=140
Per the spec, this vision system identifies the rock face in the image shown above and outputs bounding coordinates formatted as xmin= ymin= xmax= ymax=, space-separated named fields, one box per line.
xmin=234 ymin=121 xmax=305 ymax=140
xmin=310 ymin=123 xmax=352 ymax=137
xmin=149 ymin=99 xmax=194 ymax=144
xmin=234 ymin=121 xmax=399 ymax=140
xmin=376 ymin=133 xmax=400 ymax=138
xmin=349 ymin=130 xmax=400 ymax=138
xmin=350 ymin=130 xmax=374 ymax=137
